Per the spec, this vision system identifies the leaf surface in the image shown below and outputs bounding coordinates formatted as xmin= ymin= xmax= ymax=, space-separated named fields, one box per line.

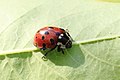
xmin=0 ymin=0 xmax=120 ymax=80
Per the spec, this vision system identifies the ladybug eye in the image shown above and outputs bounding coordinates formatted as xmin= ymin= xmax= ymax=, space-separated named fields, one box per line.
xmin=45 ymin=31 xmax=49 ymax=35
xmin=42 ymin=36 xmax=45 ymax=40
xmin=65 ymin=40 xmax=72 ymax=48
xmin=50 ymin=38 xmax=54 ymax=45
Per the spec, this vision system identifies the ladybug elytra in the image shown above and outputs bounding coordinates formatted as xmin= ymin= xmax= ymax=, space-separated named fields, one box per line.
xmin=33 ymin=26 xmax=73 ymax=59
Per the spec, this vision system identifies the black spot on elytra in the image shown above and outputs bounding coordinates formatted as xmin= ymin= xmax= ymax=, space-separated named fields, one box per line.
xmin=42 ymin=43 xmax=46 ymax=50
xmin=50 ymin=38 xmax=54 ymax=45
xmin=45 ymin=31 xmax=49 ymax=35
xmin=42 ymin=36 xmax=45 ymax=40
xmin=36 ymin=37 xmax=37 ymax=38
xmin=56 ymin=32 xmax=60 ymax=36
xmin=48 ymin=27 xmax=54 ymax=29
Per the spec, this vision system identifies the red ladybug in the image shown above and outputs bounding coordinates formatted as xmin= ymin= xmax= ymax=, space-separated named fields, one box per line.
xmin=33 ymin=26 xmax=73 ymax=58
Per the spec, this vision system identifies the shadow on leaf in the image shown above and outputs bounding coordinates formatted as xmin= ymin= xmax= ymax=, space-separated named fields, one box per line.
xmin=46 ymin=45 xmax=85 ymax=68
xmin=0 ymin=55 xmax=5 ymax=60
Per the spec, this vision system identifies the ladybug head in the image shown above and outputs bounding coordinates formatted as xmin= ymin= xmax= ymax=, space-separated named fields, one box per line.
xmin=65 ymin=40 xmax=72 ymax=48
xmin=58 ymin=33 xmax=72 ymax=49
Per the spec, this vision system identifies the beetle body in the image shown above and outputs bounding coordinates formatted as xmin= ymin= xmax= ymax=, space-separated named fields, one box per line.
xmin=33 ymin=26 xmax=73 ymax=58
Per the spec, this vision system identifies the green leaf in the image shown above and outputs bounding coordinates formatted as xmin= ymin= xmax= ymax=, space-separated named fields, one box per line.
xmin=0 ymin=0 xmax=120 ymax=80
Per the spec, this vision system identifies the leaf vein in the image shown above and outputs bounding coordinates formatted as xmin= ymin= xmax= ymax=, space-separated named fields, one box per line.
xmin=81 ymin=45 xmax=120 ymax=67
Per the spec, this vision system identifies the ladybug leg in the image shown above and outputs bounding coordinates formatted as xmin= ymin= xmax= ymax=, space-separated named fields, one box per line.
xmin=57 ymin=45 xmax=64 ymax=54
xmin=61 ymin=49 xmax=64 ymax=54
xmin=42 ymin=45 xmax=57 ymax=60
xmin=44 ymin=45 xmax=57 ymax=56
xmin=57 ymin=45 xmax=61 ymax=52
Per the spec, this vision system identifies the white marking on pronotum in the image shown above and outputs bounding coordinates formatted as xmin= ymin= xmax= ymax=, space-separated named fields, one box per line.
xmin=60 ymin=34 xmax=64 ymax=36
xmin=59 ymin=36 xmax=62 ymax=39
xmin=59 ymin=34 xmax=64 ymax=39
xmin=40 ymin=31 xmax=45 ymax=35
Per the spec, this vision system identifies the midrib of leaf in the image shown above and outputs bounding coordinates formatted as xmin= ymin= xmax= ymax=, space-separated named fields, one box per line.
xmin=1 ymin=34 xmax=120 ymax=55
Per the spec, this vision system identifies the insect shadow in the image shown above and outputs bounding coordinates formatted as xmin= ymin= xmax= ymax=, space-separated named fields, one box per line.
xmin=46 ymin=45 xmax=85 ymax=68
xmin=0 ymin=55 xmax=5 ymax=60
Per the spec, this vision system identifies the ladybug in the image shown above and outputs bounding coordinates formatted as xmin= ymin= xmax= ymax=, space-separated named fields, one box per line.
xmin=33 ymin=26 xmax=73 ymax=59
